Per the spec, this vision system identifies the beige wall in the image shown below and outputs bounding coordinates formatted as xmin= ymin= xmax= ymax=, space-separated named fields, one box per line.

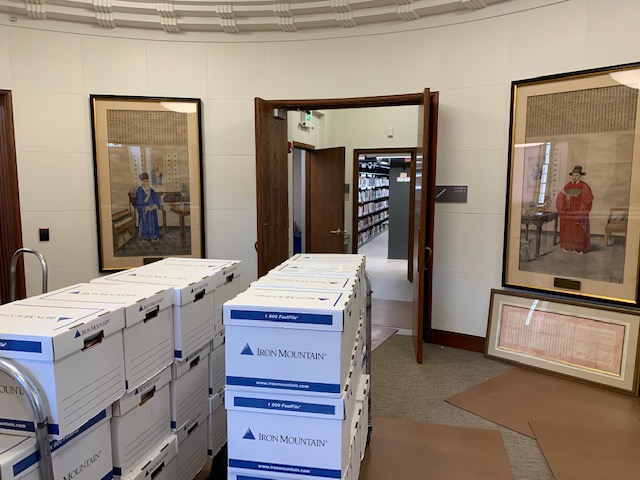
xmin=1 ymin=0 xmax=639 ymax=336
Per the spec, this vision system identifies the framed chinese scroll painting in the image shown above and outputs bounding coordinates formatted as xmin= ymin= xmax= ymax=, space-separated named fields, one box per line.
xmin=503 ymin=63 xmax=640 ymax=305
xmin=90 ymin=95 xmax=204 ymax=271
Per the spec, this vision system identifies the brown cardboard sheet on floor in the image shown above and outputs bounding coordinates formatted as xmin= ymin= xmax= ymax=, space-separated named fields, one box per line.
xmin=360 ymin=418 xmax=512 ymax=480
xmin=445 ymin=368 xmax=640 ymax=438
xmin=529 ymin=420 xmax=640 ymax=480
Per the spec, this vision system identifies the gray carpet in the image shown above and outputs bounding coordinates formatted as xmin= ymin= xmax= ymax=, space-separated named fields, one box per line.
xmin=371 ymin=335 xmax=554 ymax=480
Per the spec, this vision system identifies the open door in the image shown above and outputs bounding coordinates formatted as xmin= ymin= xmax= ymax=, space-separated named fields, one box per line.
xmin=412 ymin=89 xmax=438 ymax=364
xmin=255 ymin=98 xmax=289 ymax=277
xmin=0 ymin=91 xmax=24 ymax=303
xmin=306 ymin=147 xmax=346 ymax=253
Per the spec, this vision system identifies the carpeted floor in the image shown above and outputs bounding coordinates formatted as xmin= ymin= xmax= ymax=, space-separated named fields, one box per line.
xmin=371 ymin=335 xmax=554 ymax=480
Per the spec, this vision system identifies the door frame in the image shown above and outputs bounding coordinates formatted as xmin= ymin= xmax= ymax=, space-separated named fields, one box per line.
xmin=0 ymin=91 xmax=24 ymax=304
xmin=255 ymin=93 xmax=439 ymax=349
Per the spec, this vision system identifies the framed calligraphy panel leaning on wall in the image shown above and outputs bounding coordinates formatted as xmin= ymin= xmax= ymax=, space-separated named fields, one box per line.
xmin=503 ymin=62 xmax=640 ymax=305
xmin=486 ymin=289 xmax=640 ymax=395
xmin=91 ymin=95 xmax=204 ymax=271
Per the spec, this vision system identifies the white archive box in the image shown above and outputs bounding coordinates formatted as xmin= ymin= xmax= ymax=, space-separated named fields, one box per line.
xmin=226 ymin=377 xmax=356 ymax=480
xmin=175 ymin=407 xmax=208 ymax=480
xmin=209 ymin=341 xmax=225 ymax=395
xmin=0 ymin=301 xmax=125 ymax=438
xmin=148 ymin=257 xmax=243 ymax=327
xmin=111 ymin=366 xmax=172 ymax=477
xmin=250 ymin=274 xmax=361 ymax=325
xmin=31 ymin=282 xmax=174 ymax=392
xmin=0 ymin=409 xmax=112 ymax=480
xmin=224 ymin=289 xmax=356 ymax=397
xmin=286 ymin=254 xmax=365 ymax=278
xmin=93 ymin=264 xmax=216 ymax=360
xmin=355 ymin=375 xmax=370 ymax=461
xmin=171 ymin=342 xmax=210 ymax=430
xmin=118 ymin=434 xmax=178 ymax=480
xmin=207 ymin=391 xmax=226 ymax=457
xmin=270 ymin=261 xmax=365 ymax=321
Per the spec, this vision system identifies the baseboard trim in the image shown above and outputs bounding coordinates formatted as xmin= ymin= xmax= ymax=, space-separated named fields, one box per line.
xmin=426 ymin=328 xmax=485 ymax=353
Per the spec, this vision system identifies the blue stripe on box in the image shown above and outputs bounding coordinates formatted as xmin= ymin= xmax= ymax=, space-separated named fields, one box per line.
xmin=230 ymin=310 xmax=332 ymax=325
xmin=113 ymin=467 xmax=122 ymax=476
xmin=49 ymin=410 xmax=107 ymax=452
xmin=174 ymin=350 xmax=183 ymax=359
xmin=229 ymin=459 xmax=341 ymax=478
xmin=0 ymin=339 xmax=42 ymax=353
xmin=226 ymin=376 xmax=340 ymax=394
xmin=102 ymin=472 xmax=114 ymax=480
xmin=234 ymin=397 xmax=336 ymax=415
xmin=0 ymin=417 xmax=35 ymax=432
xmin=237 ymin=476 xmax=279 ymax=480
xmin=13 ymin=451 xmax=39 ymax=476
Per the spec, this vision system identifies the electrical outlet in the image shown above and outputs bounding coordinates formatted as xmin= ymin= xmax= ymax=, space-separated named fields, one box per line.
xmin=39 ymin=228 xmax=49 ymax=242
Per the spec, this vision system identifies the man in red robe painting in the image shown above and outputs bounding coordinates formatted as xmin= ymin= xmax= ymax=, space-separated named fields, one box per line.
xmin=555 ymin=165 xmax=593 ymax=253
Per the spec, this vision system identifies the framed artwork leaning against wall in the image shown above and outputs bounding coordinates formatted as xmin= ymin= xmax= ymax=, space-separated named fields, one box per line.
xmin=503 ymin=62 xmax=640 ymax=305
xmin=90 ymin=95 xmax=204 ymax=271
xmin=486 ymin=289 xmax=640 ymax=395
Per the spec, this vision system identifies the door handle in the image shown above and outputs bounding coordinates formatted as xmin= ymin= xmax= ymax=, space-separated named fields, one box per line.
xmin=425 ymin=246 xmax=432 ymax=268
xmin=330 ymin=228 xmax=343 ymax=235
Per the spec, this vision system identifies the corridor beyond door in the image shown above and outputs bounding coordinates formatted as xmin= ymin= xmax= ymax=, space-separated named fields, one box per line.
xmin=359 ymin=229 xmax=413 ymax=350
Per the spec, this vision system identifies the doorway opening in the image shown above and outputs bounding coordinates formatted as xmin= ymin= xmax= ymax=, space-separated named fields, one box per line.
xmin=353 ymin=149 xmax=416 ymax=340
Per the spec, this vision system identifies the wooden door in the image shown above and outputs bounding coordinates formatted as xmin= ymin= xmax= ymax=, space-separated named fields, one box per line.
xmin=255 ymin=98 xmax=289 ymax=277
xmin=306 ymin=147 xmax=346 ymax=253
xmin=412 ymin=89 xmax=438 ymax=364
xmin=0 ymin=91 xmax=24 ymax=303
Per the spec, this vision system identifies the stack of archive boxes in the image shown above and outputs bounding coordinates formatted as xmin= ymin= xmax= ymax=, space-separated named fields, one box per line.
xmin=224 ymin=254 xmax=370 ymax=480
xmin=0 ymin=257 xmax=241 ymax=480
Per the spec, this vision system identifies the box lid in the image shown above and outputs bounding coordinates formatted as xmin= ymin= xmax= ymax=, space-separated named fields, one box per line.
xmin=172 ymin=341 xmax=210 ymax=380
xmin=251 ymin=274 xmax=357 ymax=293
xmin=92 ymin=268 xmax=212 ymax=307
xmin=288 ymin=254 xmax=365 ymax=266
xmin=225 ymin=388 xmax=346 ymax=420
xmin=150 ymin=258 xmax=242 ymax=287
xmin=0 ymin=301 xmax=125 ymax=361
xmin=32 ymin=283 xmax=173 ymax=329
xmin=272 ymin=262 xmax=361 ymax=278
xmin=223 ymin=289 xmax=352 ymax=331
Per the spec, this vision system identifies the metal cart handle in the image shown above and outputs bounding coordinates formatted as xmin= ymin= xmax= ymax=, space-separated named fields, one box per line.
xmin=0 ymin=358 xmax=54 ymax=479
xmin=9 ymin=248 xmax=48 ymax=302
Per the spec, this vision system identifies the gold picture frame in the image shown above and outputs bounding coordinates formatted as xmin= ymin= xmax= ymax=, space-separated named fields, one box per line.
xmin=486 ymin=289 xmax=640 ymax=395
xmin=503 ymin=62 xmax=640 ymax=305
xmin=90 ymin=95 xmax=204 ymax=271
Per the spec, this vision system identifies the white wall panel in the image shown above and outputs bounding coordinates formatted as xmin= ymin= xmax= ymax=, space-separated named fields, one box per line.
xmin=205 ymin=209 xmax=257 ymax=263
xmin=0 ymin=27 xmax=11 ymax=88
xmin=368 ymin=29 xmax=442 ymax=93
xmin=437 ymin=85 xmax=510 ymax=153
xmin=265 ymin=41 xmax=325 ymax=99
xmin=81 ymin=36 xmax=147 ymax=95
xmin=9 ymin=28 xmax=82 ymax=93
xmin=507 ymin=0 xmax=586 ymax=81
xmin=20 ymin=211 xmax=98 ymax=269
xmin=204 ymin=154 xmax=256 ymax=211
xmin=432 ymin=211 xmax=504 ymax=278
xmin=208 ymin=43 xmax=267 ymax=99
xmin=584 ymin=0 xmax=640 ymax=69
xmin=17 ymin=152 xmax=95 ymax=212
xmin=440 ymin=16 xmax=509 ymax=89
xmin=431 ymin=270 xmax=501 ymax=337
xmin=321 ymin=36 xmax=384 ymax=98
xmin=25 ymin=266 xmax=99 ymax=298
xmin=434 ymin=149 xmax=508 ymax=215
xmin=203 ymin=99 xmax=255 ymax=155
xmin=11 ymin=91 xmax=89 ymax=153
xmin=147 ymin=42 xmax=208 ymax=99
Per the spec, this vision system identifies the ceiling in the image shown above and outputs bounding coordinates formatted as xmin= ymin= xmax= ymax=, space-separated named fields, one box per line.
xmin=0 ymin=0 xmax=519 ymax=34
